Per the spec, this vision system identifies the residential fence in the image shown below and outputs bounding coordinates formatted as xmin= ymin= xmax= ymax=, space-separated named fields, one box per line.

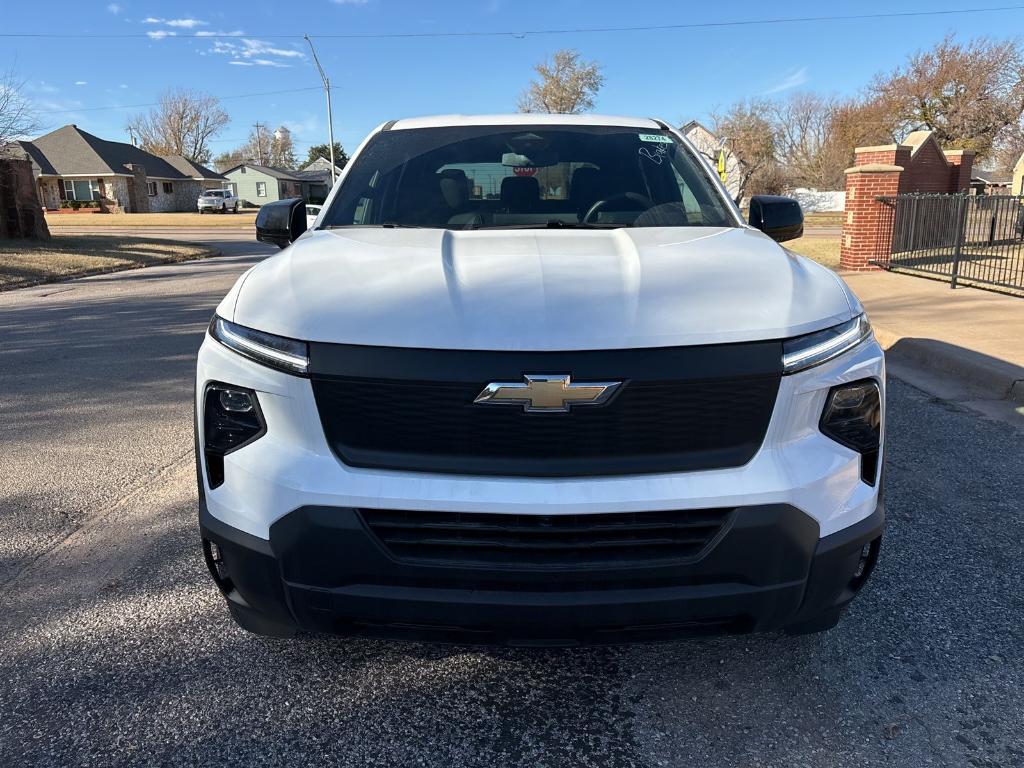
xmin=873 ymin=193 xmax=1024 ymax=295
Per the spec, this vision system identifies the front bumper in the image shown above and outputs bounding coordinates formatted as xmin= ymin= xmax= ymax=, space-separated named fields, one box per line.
xmin=200 ymin=498 xmax=884 ymax=645
xmin=196 ymin=327 xmax=886 ymax=643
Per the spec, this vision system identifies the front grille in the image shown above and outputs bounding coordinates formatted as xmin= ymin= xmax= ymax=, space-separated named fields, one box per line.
xmin=308 ymin=341 xmax=782 ymax=477
xmin=360 ymin=508 xmax=733 ymax=569
xmin=307 ymin=342 xmax=778 ymax=475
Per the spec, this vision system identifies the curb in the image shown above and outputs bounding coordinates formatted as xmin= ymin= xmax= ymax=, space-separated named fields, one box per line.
xmin=873 ymin=326 xmax=1024 ymax=404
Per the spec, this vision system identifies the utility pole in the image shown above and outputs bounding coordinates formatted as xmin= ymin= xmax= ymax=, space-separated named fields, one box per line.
xmin=127 ymin=126 xmax=136 ymax=146
xmin=253 ymin=122 xmax=267 ymax=165
xmin=305 ymin=34 xmax=337 ymax=186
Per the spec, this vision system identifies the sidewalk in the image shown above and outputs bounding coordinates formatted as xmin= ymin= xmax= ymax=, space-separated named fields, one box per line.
xmin=841 ymin=270 xmax=1024 ymax=411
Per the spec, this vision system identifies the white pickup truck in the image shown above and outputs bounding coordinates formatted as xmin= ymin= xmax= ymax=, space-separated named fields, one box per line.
xmin=197 ymin=189 xmax=239 ymax=214
xmin=196 ymin=114 xmax=885 ymax=644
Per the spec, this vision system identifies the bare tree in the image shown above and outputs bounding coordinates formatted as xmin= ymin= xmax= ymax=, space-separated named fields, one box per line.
xmin=518 ymin=49 xmax=604 ymax=114
xmin=213 ymin=123 xmax=277 ymax=170
xmin=0 ymin=66 xmax=40 ymax=154
xmin=712 ymin=98 xmax=780 ymax=203
xmin=992 ymin=116 xmax=1024 ymax=175
xmin=867 ymin=35 xmax=1024 ymax=159
xmin=127 ymin=88 xmax=229 ymax=164
xmin=769 ymin=93 xmax=840 ymax=189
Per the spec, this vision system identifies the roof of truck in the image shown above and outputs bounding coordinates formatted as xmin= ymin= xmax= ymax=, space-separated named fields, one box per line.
xmin=387 ymin=114 xmax=666 ymax=131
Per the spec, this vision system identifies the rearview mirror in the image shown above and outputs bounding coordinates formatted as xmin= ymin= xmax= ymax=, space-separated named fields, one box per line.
xmin=256 ymin=198 xmax=308 ymax=249
xmin=748 ymin=195 xmax=803 ymax=243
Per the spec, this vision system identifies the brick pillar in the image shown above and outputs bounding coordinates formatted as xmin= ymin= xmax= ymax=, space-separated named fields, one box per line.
xmin=0 ymin=158 xmax=51 ymax=239
xmin=943 ymin=150 xmax=975 ymax=192
xmin=839 ymin=164 xmax=903 ymax=271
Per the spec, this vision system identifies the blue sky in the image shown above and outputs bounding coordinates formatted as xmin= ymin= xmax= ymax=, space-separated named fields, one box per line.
xmin=6 ymin=0 xmax=1024 ymax=161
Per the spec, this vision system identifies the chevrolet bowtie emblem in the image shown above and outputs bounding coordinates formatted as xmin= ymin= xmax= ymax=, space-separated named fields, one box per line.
xmin=473 ymin=374 xmax=622 ymax=413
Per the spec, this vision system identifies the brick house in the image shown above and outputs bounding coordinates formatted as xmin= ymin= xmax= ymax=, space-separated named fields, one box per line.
xmin=12 ymin=124 xmax=226 ymax=213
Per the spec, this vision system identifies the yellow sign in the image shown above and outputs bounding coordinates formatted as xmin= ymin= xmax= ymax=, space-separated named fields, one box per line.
xmin=717 ymin=149 xmax=727 ymax=183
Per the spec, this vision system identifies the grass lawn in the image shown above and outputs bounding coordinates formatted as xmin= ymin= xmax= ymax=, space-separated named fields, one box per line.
xmin=803 ymin=211 xmax=844 ymax=228
xmin=45 ymin=211 xmax=257 ymax=228
xmin=786 ymin=237 xmax=841 ymax=270
xmin=0 ymin=235 xmax=218 ymax=291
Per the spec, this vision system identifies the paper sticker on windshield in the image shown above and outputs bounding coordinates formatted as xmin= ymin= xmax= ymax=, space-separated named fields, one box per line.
xmin=638 ymin=133 xmax=673 ymax=144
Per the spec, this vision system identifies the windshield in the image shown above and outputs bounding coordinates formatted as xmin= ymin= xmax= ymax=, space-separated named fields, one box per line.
xmin=205 ymin=191 xmax=223 ymax=197
xmin=321 ymin=125 xmax=735 ymax=230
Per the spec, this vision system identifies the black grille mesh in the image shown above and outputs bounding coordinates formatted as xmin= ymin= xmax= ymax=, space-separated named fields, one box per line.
xmin=360 ymin=508 xmax=733 ymax=568
xmin=311 ymin=373 xmax=779 ymax=476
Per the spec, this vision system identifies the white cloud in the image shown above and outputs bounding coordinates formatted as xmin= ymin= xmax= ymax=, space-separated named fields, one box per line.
xmin=106 ymin=3 xmax=121 ymax=14
xmin=28 ymin=81 xmax=60 ymax=94
xmin=74 ymin=80 xmax=87 ymax=86
xmin=146 ymin=30 xmax=176 ymax=40
xmin=195 ymin=30 xmax=245 ymax=37
xmin=765 ymin=66 xmax=809 ymax=95
xmin=228 ymin=61 xmax=255 ymax=66
xmin=143 ymin=17 xmax=208 ymax=28
xmin=240 ymin=39 xmax=304 ymax=58
xmin=166 ymin=18 xmax=208 ymax=28
xmin=209 ymin=38 xmax=305 ymax=65
xmin=119 ymin=83 xmax=128 ymax=89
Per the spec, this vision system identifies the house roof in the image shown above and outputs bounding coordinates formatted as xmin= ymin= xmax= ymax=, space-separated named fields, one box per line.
xmin=17 ymin=125 xmax=224 ymax=180
xmin=972 ymin=171 xmax=1013 ymax=185
xmin=301 ymin=156 xmax=344 ymax=175
xmin=221 ymin=163 xmax=306 ymax=180
xmin=160 ymin=155 xmax=226 ymax=181
xmin=292 ymin=168 xmax=333 ymax=183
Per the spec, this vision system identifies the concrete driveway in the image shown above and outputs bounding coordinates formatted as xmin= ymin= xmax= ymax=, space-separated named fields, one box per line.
xmin=1 ymin=243 xmax=1022 ymax=767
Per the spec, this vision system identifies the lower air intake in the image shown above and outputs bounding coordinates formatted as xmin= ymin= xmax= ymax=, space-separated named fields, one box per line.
xmin=359 ymin=508 xmax=733 ymax=569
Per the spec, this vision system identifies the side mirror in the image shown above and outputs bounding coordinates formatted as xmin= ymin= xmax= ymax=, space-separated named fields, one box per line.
xmin=748 ymin=195 xmax=803 ymax=243
xmin=256 ymin=198 xmax=308 ymax=249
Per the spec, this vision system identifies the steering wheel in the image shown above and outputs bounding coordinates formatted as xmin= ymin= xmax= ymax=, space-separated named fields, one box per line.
xmin=582 ymin=192 xmax=653 ymax=223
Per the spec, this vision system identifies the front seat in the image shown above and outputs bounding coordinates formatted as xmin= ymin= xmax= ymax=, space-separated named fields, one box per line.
xmin=569 ymin=167 xmax=606 ymax=218
xmin=500 ymin=176 xmax=540 ymax=212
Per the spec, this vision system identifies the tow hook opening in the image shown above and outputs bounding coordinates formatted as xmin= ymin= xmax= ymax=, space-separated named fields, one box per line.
xmin=849 ymin=536 xmax=882 ymax=592
xmin=203 ymin=538 xmax=234 ymax=595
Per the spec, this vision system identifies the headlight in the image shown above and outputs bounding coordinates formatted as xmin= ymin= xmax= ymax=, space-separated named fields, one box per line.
xmin=819 ymin=379 xmax=881 ymax=485
xmin=782 ymin=314 xmax=872 ymax=375
xmin=209 ymin=315 xmax=309 ymax=375
xmin=202 ymin=382 xmax=266 ymax=489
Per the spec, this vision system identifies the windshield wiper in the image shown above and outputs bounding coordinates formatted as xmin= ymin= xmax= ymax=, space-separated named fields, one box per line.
xmin=473 ymin=221 xmax=628 ymax=230
xmin=322 ymin=222 xmax=424 ymax=229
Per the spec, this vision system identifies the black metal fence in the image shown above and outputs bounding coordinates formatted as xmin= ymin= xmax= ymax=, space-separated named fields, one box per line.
xmin=873 ymin=193 xmax=1024 ymax=295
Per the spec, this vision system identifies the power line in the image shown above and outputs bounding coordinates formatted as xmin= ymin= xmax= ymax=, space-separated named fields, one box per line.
xmin=2 ymin=5 xmax=1023 ymax=40
xmin=34 ymin=86 xmax=335 ymax=115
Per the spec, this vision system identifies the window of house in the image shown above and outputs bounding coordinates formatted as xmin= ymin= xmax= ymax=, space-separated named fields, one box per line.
xmin=256 ymin=182 xmax=267 ymax=197
xmin=63 ymin=179 xmax=99 ymax=201
xmin=162 ymin=182 xmax=173 ymax=194
xmin=147 ymin=181 xmax=158 ymax=197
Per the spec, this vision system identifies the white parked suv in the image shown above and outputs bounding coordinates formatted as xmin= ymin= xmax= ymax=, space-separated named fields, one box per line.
xmin=196 ymin=114 xmax=885 ymax=644
xmin=198 ymin=188 xmax=239 ymax=213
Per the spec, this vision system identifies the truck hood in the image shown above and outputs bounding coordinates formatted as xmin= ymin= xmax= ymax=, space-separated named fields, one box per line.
xmin=227 ymin=226 xmax=857 ymax=350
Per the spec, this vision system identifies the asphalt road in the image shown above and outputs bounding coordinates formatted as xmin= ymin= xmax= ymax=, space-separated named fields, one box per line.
xmin=1 ymin=238 xmax=1022 ymax=767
